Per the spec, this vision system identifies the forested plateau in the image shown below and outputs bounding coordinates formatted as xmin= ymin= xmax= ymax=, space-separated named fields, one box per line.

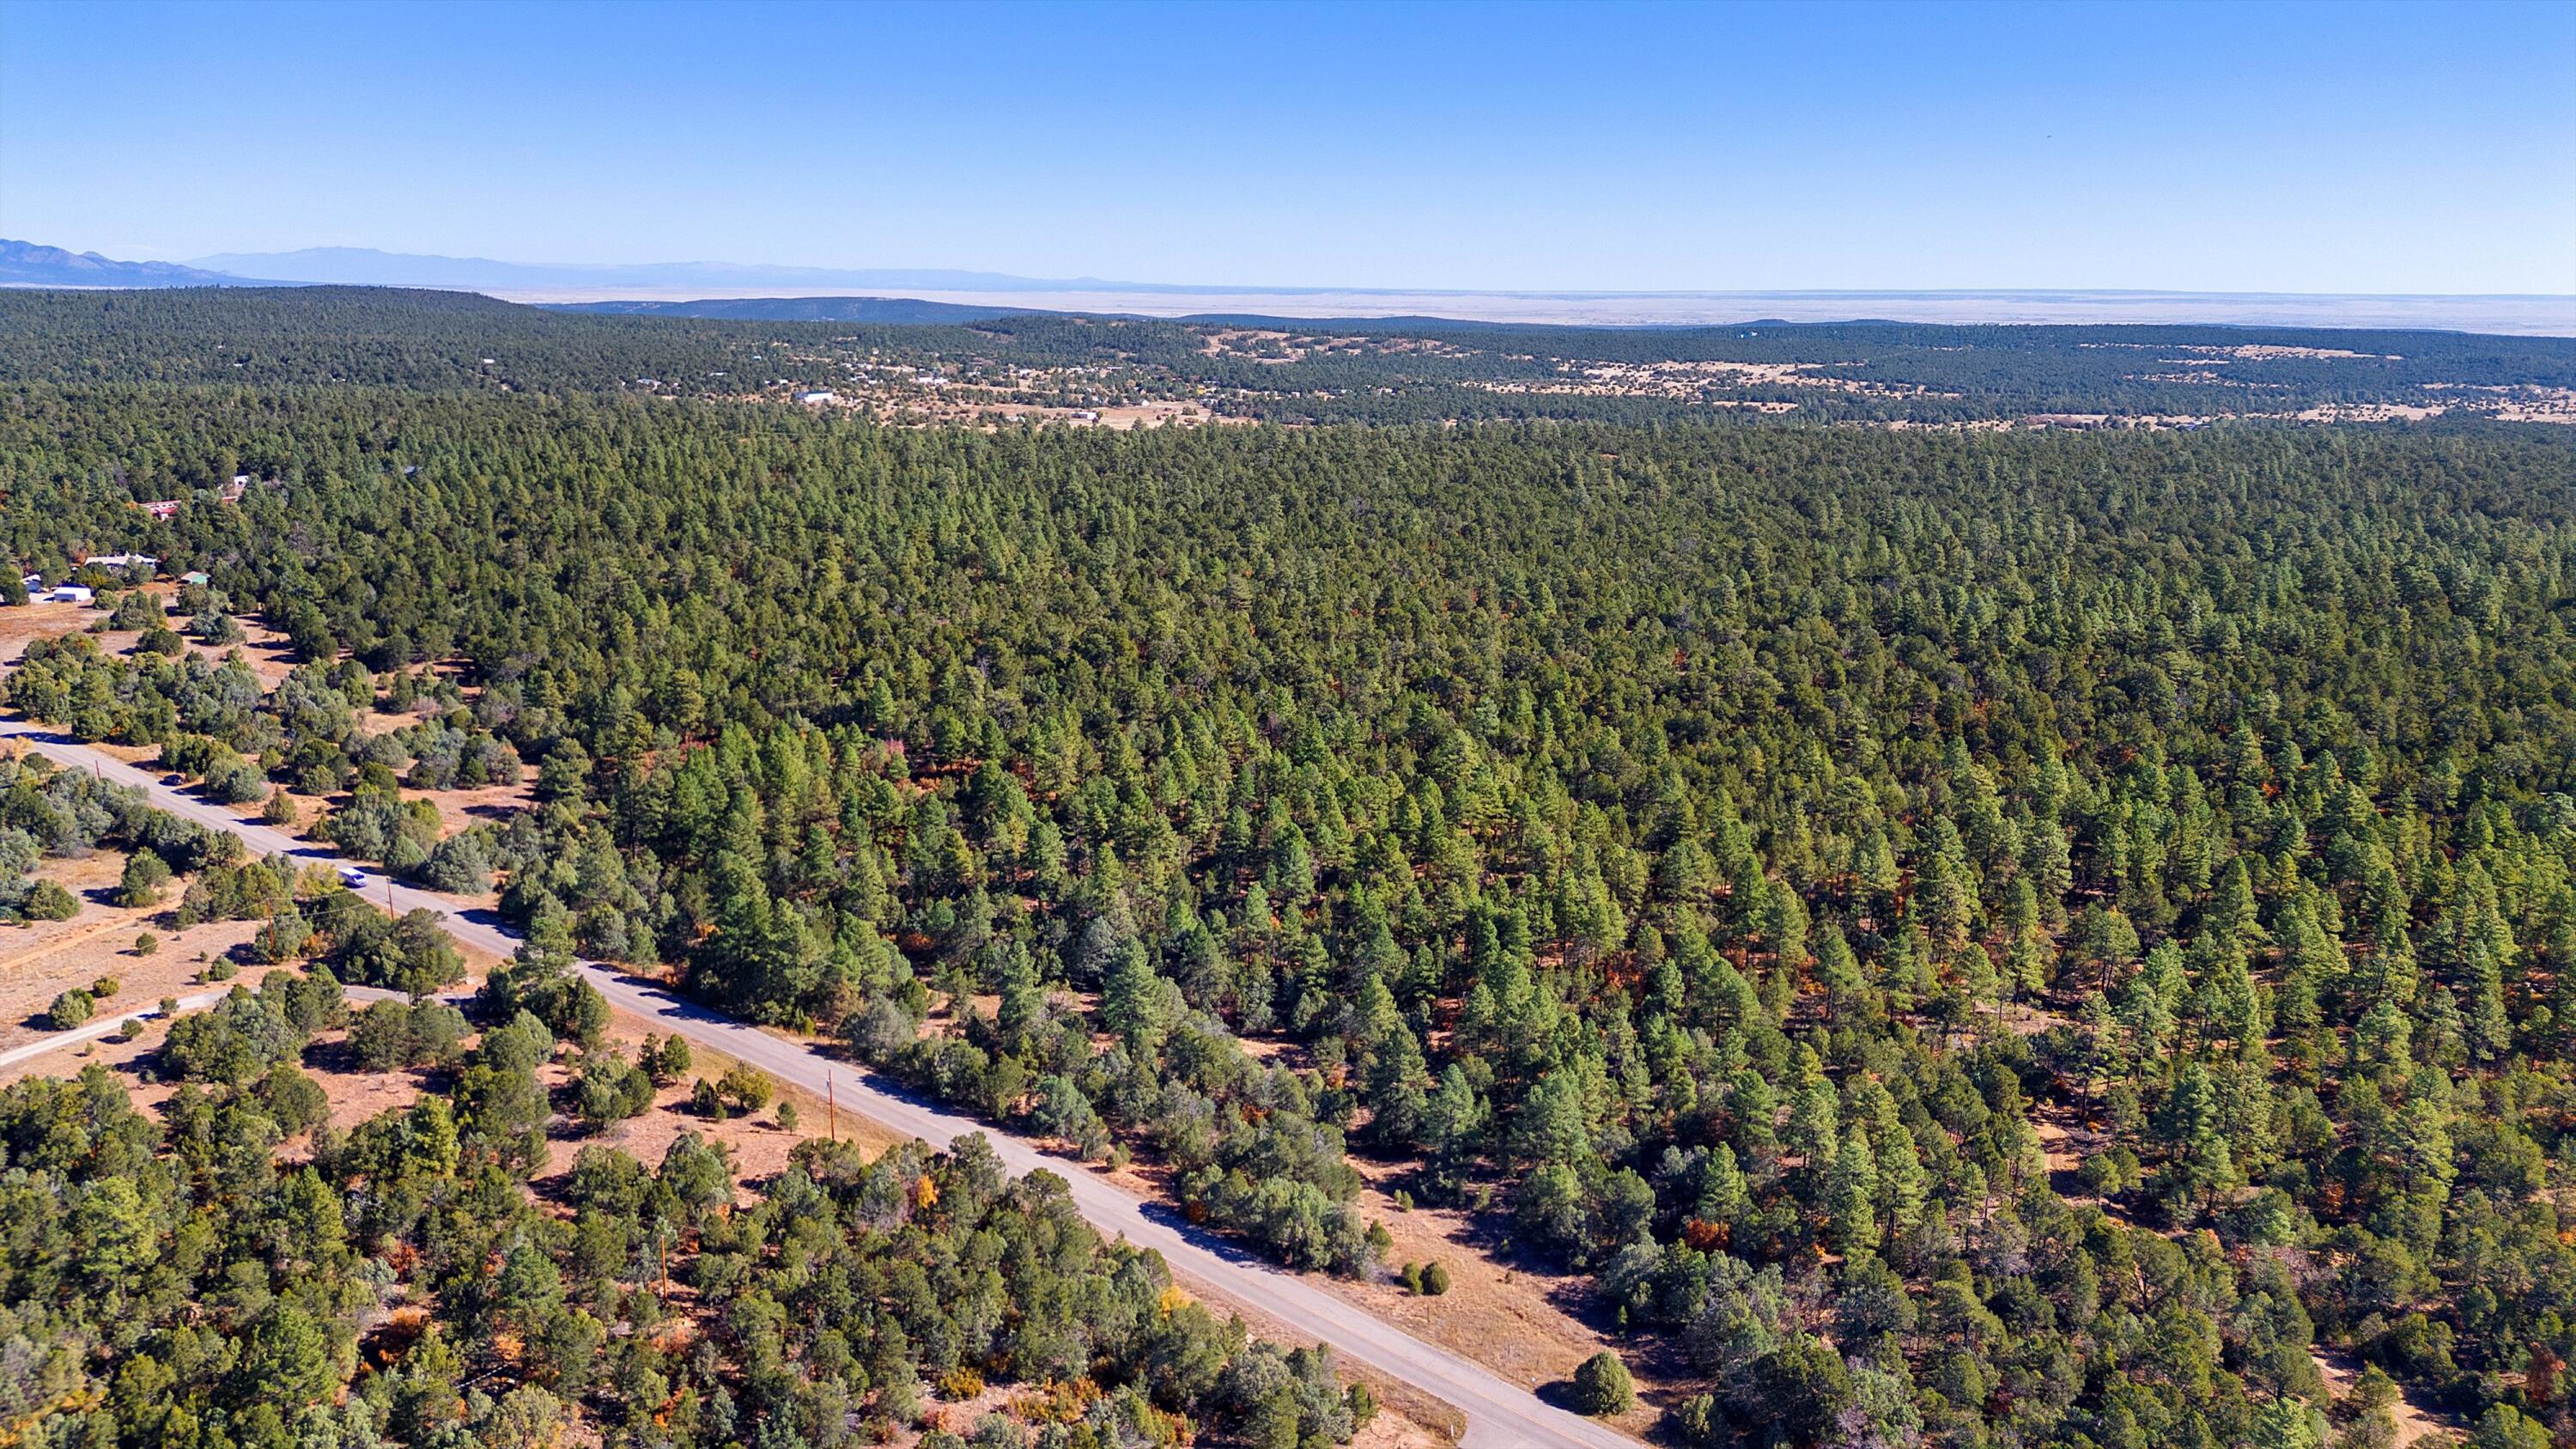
xmin=6 ymin=287 xmax=2571 ymax=425
xmin=2 ymin=292 xmax=2575 ymax=1449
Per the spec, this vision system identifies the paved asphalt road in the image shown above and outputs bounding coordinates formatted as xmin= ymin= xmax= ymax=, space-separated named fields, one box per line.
xmin=0 ymin=719 xmax=1635 ymax=1449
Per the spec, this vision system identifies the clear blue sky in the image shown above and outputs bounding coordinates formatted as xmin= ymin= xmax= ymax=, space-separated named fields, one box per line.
xmin=4 ymin=0 xmax=2570 ymax=293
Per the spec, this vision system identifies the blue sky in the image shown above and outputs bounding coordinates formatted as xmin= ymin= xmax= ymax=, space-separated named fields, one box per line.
xmin=3 ymin=0 xmax=2570 ymax=294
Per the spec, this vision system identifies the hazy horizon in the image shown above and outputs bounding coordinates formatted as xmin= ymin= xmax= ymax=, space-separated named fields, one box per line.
xmin=5 ymin=0 xmax=2569 ymax=297
xmin=171 ymin=244 xmax=2576 ymax=303
xmin=16 ymin=237 xmax=2573 ymax=332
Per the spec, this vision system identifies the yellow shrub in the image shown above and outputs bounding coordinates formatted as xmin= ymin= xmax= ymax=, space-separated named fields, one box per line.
xmin=936 ymin=1366 xmax=986 ymax=1402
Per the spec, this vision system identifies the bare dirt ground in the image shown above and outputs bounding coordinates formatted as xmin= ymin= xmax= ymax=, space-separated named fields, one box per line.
xmin=2422 ymin=382 xmax=2576 ymax=424
xmin=0 ymin=590 xmax=299 ymax=688
xmin=355 ymin=705 xmax=422 ymax=738
xmin=538 ymin=1020 xmax=913 ymax=1190
xmin=2087 ymin=343 xmax=2403 ymax=363
xmin=2289 ymin=403 xmax=2445 ymax=423
xmin=175 ymin=609 xmax=301 ymax=689
xmin=406 ymin=767 xmax=542 ymax=838
xmin=1324 ymin=1159 xmax=1660 ymax=1440
xmin=0 ymin=965 xmax=302 ymax=1091
xmin=896 ymin=394 xmax=1236 ymax=431
xmin=2311 ymin=1347 xmax=2455 ymax=1447
xmin=0 ymin=600 xmax=98 ymax=663
xmin=100 ymin=589 xmax=301 ymax=689
xmin=0 ymin=851 xmax=270 ymax=1057
xmin=1194 ymin=329 xmax=1475 ymax=368
xmin=1472 ymin=357 xmax=1952 ymax=411
xmin=264 ymin=691 xmax=538 ymax=843
xmin=2030 ymin=1108 xmax=2148 ymax=1231
xmin=0 ymin=852 xmax=509 ymax=1092
xmin=1076 ymin=400 xmax=1224 ymax=429
xmin=6 ymin=998 xmax=191 ymax=1091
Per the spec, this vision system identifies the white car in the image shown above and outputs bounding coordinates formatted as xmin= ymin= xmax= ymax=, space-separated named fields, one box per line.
xmin=337 ymin=866 xmax=369 ymax=889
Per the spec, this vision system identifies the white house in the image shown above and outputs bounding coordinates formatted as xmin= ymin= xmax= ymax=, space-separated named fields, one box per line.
xmin=793 ymin=390 xmax=838 ymax=405
xmin=46 ymin=585 xmax=94 ymax=606
xmin=85 ymin=552 xmax=157 ymax=571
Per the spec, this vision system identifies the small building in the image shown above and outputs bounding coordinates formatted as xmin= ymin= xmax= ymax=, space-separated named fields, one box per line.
xmin=85 ymin=552 xmax=157 ymax=571
xmin=793 ymin=389 xmax=838 ymax=405
xmin=180 ymin=571 xmax=210 ymax=588
xmin=46 ymin=585 xmax=94 ymax=606
xmin=139 ymin=500 xmax=181 ymax=520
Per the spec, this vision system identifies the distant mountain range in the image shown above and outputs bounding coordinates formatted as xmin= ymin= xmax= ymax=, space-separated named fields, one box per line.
xmin=0 ymin=240 xmax=270 ymax=289
xmin=185 ymin=247 xmax=1159 ymax=295
xmin=2 ymin=240 xmax=1174 ymax=296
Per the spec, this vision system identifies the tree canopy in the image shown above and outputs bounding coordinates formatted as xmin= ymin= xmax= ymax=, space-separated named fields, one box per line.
xmin=3 ymin=291 xmax=2574 ymax=1446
